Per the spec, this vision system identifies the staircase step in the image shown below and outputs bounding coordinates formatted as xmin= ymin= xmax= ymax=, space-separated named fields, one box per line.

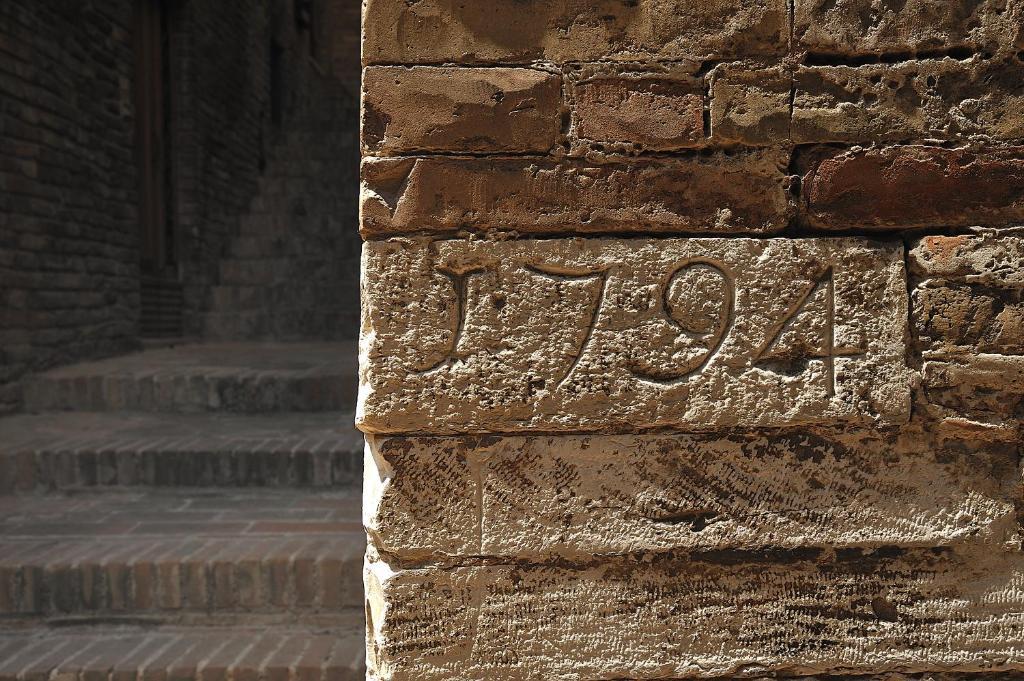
xmin=0 ymin=620 xmax=364 ymax=681
xmin=0 ymin=489 xmax=364 ymax=618
xmin=0 ymin=412 xmax=362 ymax=493
xmin=22 ymin=344 xmax=357 ymax=414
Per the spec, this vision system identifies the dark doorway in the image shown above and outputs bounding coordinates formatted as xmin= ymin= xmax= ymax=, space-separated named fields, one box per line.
xmin=134 ymin=0 xmax=183 ymax=338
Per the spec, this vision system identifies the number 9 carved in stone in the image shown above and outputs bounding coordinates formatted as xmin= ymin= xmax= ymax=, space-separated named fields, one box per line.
xmin=629 ymin=259 xmax=735 ymax=385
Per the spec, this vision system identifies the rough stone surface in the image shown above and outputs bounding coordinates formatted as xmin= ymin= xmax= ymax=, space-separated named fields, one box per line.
xmin=360 ymin=153 xmax=792 ymax=236
xmin=911 ymin=235 xmax=1024 ymax=357
xmin=710 ymin=63 xmax=792 ymax=145
xmin=922 ymin=356 xmax=1024 ymax=439
xmin=910 ymin=234 xmax=1024 ymax=286
xmin=793 ymin=58 xmax=1024 ymax=143
xmin=365 ymin=550 xmax=1024 ymax=681
xmin=361 ymin=0 xmax=788 ymax=65
xmin=793 ymin=0 xmax=1024 ymax=56
xmin=803 ymin=146 xmax=1024 ymax=230
xmin=570 ymin=68 xmax=704 ymax=152
xmin=362 ymin=67 xmax=563 ymax=154
xmin=359 ymin=1 xmax=1024 ymax=678
xmin=365 ymin=431 xmax=1021 ymax=562
xmin=359 ymin=238 xmax=909 ymax=434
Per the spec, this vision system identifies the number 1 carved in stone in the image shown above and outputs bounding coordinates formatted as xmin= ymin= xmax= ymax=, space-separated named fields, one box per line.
xmin=413 ymin=264 xmax=488 ymax=374
xmin=752 ymin=266 xmax=865 ymax=397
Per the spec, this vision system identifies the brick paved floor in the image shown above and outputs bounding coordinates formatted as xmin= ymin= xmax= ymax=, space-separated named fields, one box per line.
xmin=0 ymin=489 xmax=365 ymax=617
xmin=0 ymin=411 xmax=362 ymax=491
xmin=0 ymin=623 xmax=365 ymax=681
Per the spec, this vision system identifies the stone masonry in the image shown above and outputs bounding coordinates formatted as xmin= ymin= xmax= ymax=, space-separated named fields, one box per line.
xmin=359 ymin=1 xmax=1024 ymax=680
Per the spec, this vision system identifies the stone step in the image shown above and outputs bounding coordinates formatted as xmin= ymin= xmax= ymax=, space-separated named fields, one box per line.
xmin=0 ymin=412 xmax=362 ymax=493
xmin=0 ymin=488 xmax=364 ymax=618
xmin=0 ymin=619 xmax=364 ymax=681
xmin=22 ymin=343 xmax=357 ymax=414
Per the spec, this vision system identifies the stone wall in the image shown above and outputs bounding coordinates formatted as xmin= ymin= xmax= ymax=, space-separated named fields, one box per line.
xmin=0 ymin=1 xmax=140 ymax=414
xmin=358 ymin=1 xmax=1024 ymax=679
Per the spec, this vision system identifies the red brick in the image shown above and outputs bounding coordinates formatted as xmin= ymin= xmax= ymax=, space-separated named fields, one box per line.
xmin=8 ymin=639 xmax=77 ymax=681
xmin=111 ymin=634 xmax=178 ymax=681
xmin=293 ymin=636 xmax=335 ymax=681
xmin=264 ymin=636 xmax=307 ymax=681
xmin=361 ymin=153 xmax=792 ymax=236
xmin=140 ymin=636 xmax=198 ymax=681
xmin=197 ymin=635 xmax=256 ymax=681
xmin=571 ymin=73 xmax=703 ymax=151
xmin=362 ymin=67 xmax=562 ymax=154
xmin=79 ymin=637 xmax=150 ymax=681
xmin=804 ymin=145 xmax=1024 ymax=230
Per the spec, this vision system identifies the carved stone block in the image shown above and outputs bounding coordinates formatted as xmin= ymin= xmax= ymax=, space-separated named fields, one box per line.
xmin=358 ymin=238 xmax=910 ymax=434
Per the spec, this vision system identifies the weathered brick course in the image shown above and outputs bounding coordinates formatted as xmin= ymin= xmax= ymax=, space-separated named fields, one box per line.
xmin=793 ymin=0 xmax=1023 ymax=56
xmin=803 ymin=146 xmax=1024 ymax=230
xmin=570 ymin=69 xmax=704 ymax=152
xmin=362 ymin=67 xmax=562 ymax=154
xmin=911 ymin=235 xmax=1024 ymax=357
xmin=710 ymin=63 xmax=792 ymax=145
xmin=361 ymin=0 xmax=789 ymax=65
xmin=360 ymin=152 xmax=792 ymax=236
xmin=793 ymin=57 xmax=1024 ymax=143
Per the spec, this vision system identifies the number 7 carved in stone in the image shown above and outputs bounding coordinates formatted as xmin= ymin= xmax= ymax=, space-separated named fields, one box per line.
xmin=752 ymin=266 xmax=865 ymax=397
xmin=524 ymin=264 xmax=610 ymax=389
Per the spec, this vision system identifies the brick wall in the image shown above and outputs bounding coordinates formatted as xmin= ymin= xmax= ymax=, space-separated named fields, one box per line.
xmin=0 ymin=0 xmax=365 ymax=409
xmin=358 ymin=1 xmax=1024 ymax=678
xmin=169 ymin=0 xmax=273 ymax=337
xmin=0 ymin=1 xmax=140 ymax=414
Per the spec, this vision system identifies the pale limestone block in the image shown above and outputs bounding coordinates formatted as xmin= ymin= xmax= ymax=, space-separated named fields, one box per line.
xmin=366 ymin=550 xmax=1024 ymax=680
xmin=364 ymin=431 xmax=1021 ymax=561
xmin=358 ymin=238 xmax=910 ymax=434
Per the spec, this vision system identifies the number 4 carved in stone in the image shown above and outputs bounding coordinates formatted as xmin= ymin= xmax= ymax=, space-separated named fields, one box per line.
xmin=752 ymin=266 xmax=865 ymax=397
